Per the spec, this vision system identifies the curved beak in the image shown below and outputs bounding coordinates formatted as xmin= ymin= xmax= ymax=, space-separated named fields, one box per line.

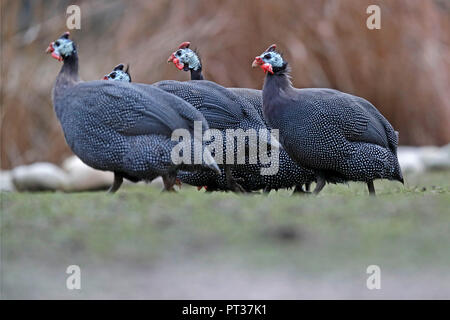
xmin=252 ymin=56 xmax=263 ymax=68
xmin=167 ymin=53 xmax=175 ymax=63
xmin=252 ymin=56 xmax=273 ymax=74
xmin=46 ymin=42 xmax=54 ymax=54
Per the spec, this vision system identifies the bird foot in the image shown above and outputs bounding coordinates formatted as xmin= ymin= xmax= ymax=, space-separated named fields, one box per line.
xmin=292 ymin=185 xmax=309 ymax=195
xmin=231 ymin=182 xmax=246 ymax=193
xmin=107 ymin=174 xmax=123 ymax=194
xmin=229 ymin=177 xmax=247 ymax=193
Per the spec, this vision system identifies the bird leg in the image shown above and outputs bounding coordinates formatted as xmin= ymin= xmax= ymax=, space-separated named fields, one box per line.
xmin=225 ymin=166 xmax=246 ymax=193
xmin=108 ymin=173 xmax=123 ymax=194
xmin=292 ymin=184 xmax=311 ymax=195
xmin=304 ymin=182 xmax=311 ymax=192
xmin=367 ymin=181 xmax=376 ymax=196
xmin=313 ymin=176 xmax=326 ymax=195
xmin=162 ymin=174 xmax=177 ymax=192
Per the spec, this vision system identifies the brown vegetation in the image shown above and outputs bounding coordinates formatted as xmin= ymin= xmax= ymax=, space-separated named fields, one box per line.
xmin=1 ymin=0 xmax=449 ymax=169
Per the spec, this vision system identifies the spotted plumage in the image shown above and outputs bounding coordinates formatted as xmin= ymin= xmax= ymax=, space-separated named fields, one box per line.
xmin=153 ymin=80 xmax=316 ymax=192
xmin=104 ymin=64 xmax=234 ymax=191
xmin=103 ymin=64 xmax=131 ymax=82
xmin=47 ymin=32 xmax=219 ymax=193
xmin=253 ymin=44 xmax=403 ymax=195
xmin=167 ymin=42 xmax=315 ymax=192
xmin=105 ymin=53 xmax=315 ymax=193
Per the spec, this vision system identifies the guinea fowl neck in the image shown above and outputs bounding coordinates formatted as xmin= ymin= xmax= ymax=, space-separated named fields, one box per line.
xmin=190 ymin=68 xmax=204 ymax=80
xmin=263 ymin=70 xmax=294 ymax=101
xmin=55 ymin=53 xmax=79 ymax=95
xmin=261 ymin=69 xmax=294 ymax=127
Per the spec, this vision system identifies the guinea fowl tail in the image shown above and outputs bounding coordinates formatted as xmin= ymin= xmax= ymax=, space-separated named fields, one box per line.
xmin=394 ymin=157 xmax=404 ymax=184
xmin=259 ymin=131 xmax=282 ymax=150
xmin=396 ymin=172 xmax=404 ymax=184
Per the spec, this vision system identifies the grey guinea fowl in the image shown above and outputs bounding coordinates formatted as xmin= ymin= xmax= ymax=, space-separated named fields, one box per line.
xmin=167 ymin=42 xmax=265 ymax=120
xmin=167 ymin=42 xmax=316 ymax=193
xmin=105 ymin=70 xmax=264 ymax=192
xmin=252 ymin=44 xmax=404 ymax=195
xmin=46 ymin=32 xmax=219 ymax=193
xmin=103 ymin=64 xmax=234 ymax=192
xmin=153 ymin=79 xmax=316 ymax=193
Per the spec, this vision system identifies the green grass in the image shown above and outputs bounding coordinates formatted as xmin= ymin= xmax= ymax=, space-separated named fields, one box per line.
xmin=2 ymin=170 xmax=450 ymax=298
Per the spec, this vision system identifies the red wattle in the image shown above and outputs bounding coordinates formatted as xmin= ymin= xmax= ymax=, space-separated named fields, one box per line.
xmin=51 ymin=52 xmax=62 ymax=61
xmin=262 ymin=63 xmax=273 ymax=74
xmin=173 ymin=58 xmax=184 ymax=70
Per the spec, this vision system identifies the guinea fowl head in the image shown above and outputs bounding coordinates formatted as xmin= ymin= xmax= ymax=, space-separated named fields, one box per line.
xmin=167 ymin=42 xmax=202 ymax=72
xmin=103 ymin=64 xmax=131 ymax=82
xmin=252 ymin=44 xmax=287 ymax=74
xmin=46 ymin=32 xmax=76 ymax=62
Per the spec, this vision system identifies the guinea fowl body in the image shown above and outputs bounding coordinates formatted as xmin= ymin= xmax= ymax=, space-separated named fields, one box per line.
xmin=258 ymin=52 xmax=403 ymax=193
xmin=49 ymin=35 xmax=218 ymax=192
xmin=153 ymin=80 xmax=267 ymax=192
xmin=152 ymin=80 xmax=316 ymax=192
xmin=55 ymin=81 xmax=192 ymax=179
xmin=166 ymin=43 xmax=315 ymax=192
xmin=228 ymin=88 xmax=267 ymax=125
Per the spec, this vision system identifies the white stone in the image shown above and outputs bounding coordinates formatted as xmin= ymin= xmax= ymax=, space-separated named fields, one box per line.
xmin=0 ymin=170 xmax=16 ymax=192
xmin=420 ymin=146 xmax=450 ymax=171
xmin=397 ymin=147 xmax=425 ymax=173
xmin=61 ymin=156 xmax=113 ymax=192
xmin=11 ymin=162 xmax=69 ymax=191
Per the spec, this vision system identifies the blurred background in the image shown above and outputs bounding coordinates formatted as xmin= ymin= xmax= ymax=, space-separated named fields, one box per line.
xmin=1 ymin=0 xmax=450 ymax=170
xmin=2 ymin=0 xmax=450 ymax=299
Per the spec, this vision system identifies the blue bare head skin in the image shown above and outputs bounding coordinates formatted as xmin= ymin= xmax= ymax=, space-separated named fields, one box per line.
xmin=46 ymin=32 xmax=76 ymax=61
xmin=176 ymin=48 xmax=201 ymax=71
xmin=103 ymin=64 xmax=131 ymax=82
xmin=252 ymin=44 xmax=287 ymax=74
xmin=258 ymin=50 xmax=284 ymax=68
xmin=168 ymin=42 xmax=202 ymax=72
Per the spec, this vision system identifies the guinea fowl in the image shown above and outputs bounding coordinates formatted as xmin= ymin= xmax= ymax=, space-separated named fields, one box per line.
xmin=46 ymin=32 xmax=219 ymax=193
xmin=154 ymin=79 xmax=281 ymax=192
xmin=103 ymin=64 xmax=236 ymax=192
xmin=153 ymin=80 xmax=317 ymax=193
xmin=103 ymin=63 xmax=131 ymax=82
xmin=104 ymin=66 xmax=271 ymax=192
xmin=167 ymin=42 xmax=315 ymax=193
xmin=167 ymin=42 xmax=265 ymax=121
xmin=252 ymin=44 xmax=404 ymax=195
